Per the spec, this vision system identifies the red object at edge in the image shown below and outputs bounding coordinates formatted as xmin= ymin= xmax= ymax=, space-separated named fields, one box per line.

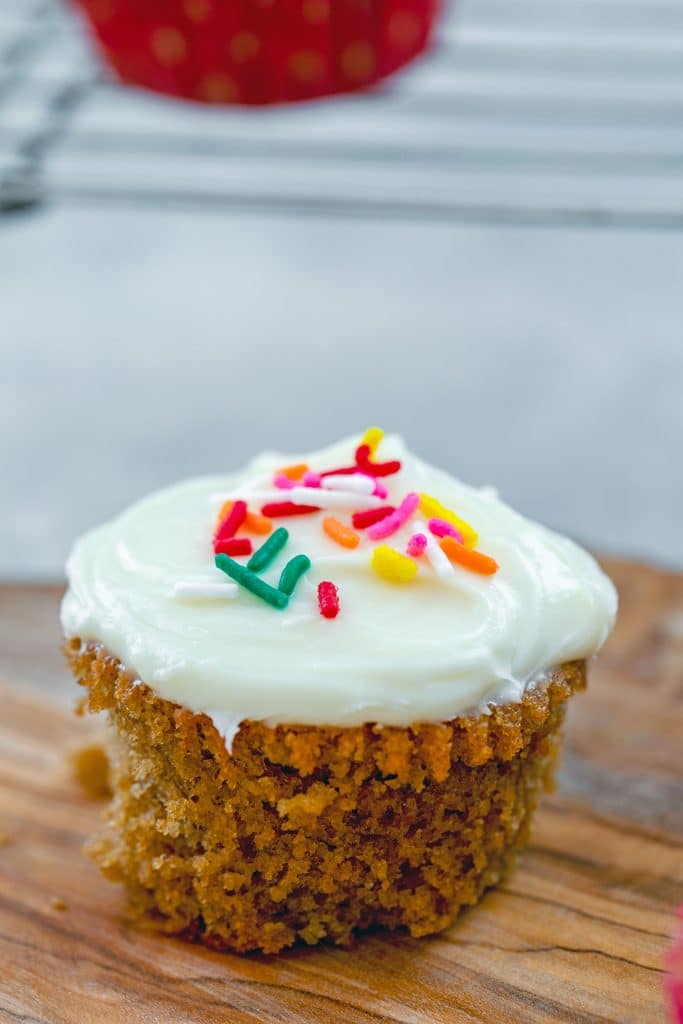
xmin=70 ymin=0 xmax=441 ymax=106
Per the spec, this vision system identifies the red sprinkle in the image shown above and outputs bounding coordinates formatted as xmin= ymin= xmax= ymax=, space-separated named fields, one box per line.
xmin=214 ymin=536 xmax=253 ymax=557
xmin=318 ymin=581 xmax=340 ymax=619
xmin=318 ymin=464 xmax=358 ymax=479
xmin=261 ymin=501 xmax=321 ymax=517
xmin=214 ymin=499 xmax=247 ymax=548
xmin=355 ymin=443 xmax=402 ymax=478
xmin=352 ymin=505 xmax=396 ymax=530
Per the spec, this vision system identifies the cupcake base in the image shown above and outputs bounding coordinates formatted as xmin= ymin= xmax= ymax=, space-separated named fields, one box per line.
xmin=65 ymin=640 xmax=585 ymax=954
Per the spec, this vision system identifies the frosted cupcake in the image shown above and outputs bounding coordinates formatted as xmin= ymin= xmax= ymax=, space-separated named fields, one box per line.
xmin=62 ymin=430 xmax=616 ymax=953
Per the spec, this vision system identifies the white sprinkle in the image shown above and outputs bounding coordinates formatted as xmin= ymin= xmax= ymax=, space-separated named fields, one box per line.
xmin=414 ymin=520 xmax=454 ymax=580
xmin=321 ymin=473 xmax=375 ymax=495
xmin=210 ymin=487 xmax=381 ymax=510
xmin=289 ymin=486 xmax=380 ymax=509
xmin=173 ymin=582 xmax=238 ymax=600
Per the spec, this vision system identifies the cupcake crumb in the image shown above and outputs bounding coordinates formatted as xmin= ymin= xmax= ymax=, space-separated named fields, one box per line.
xmin=50 ymin=897 xmax=68 ymax=911
xmin=68 ymin=742 xmax=111 ymax=799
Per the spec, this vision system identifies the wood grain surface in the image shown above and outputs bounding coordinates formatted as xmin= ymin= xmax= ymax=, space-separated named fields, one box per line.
xmin=0 ymin=559 xmax=682 ymax=1024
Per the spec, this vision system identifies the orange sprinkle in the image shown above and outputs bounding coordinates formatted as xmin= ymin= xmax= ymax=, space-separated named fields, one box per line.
xmin=214 ymin=500 xmax=233 ymax=540
xmin=439 ymin=536 xmax=498 ymax=576
xmin=279 ymin=462 xmax=309 ymax=482
xmin=322 ymin=516 xmax=360 ymax=549
xmin=245 ymin=510 xmax=273 ymax=535
xmin=215 ymin=500 xmax=272 ymax=536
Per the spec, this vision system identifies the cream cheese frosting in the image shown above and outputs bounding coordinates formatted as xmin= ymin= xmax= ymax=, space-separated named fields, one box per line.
xmin=61 ymin=433 xmax=617 ymax=733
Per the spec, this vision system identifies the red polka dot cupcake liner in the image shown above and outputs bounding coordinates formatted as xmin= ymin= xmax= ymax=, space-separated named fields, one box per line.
xmin=71 ymin=0 xmax=442 ymax=106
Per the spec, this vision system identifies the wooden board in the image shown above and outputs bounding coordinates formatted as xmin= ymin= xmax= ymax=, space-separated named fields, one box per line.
xmin=1 ymin=559 xmax=682 ymax=1024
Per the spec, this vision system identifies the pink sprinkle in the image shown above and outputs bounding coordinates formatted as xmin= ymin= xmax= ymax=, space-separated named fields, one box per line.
xmin=407 ymin=533 xmax=427 ymax=557
xmin=373 ymin=480 xmax=389 ymax=499
xmin=428 ymin=517 xmax=464 ymax=544
xmin=367 ymin=492 xmax=419 ymax=541
xmin=274 ymin=473 xmax=296 ymax=490
xmin=302 ymin=471 xmax=321 ymax=488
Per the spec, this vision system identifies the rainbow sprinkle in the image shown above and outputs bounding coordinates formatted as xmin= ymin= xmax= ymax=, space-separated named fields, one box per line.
xmin=414 ymin=520 xmax=453 ymax=581
xmin=215 ymin=554 xmax=289 ymax=609
xmin=355 ymin=444 xmax=402 ymax=478
xmin=274 ymin=473 xmax=296 ymax=490
xmin=371 ymin=544 xmax=418 ymax=583
xmin=428 ymin=517 xmax=464 ymax=544
xmin=352 ymin=506 xmax=395 ymax=530
xmin=361 ymin=426 xmax=384 ymax=454
xmin=366 ymin=492 xmax=419 ymax=541
xmin=407 ymin=532 xmax=427 ymax=558
xmin=318 ymin=581 xmax=340 ymax=619
xmin=261 ymin=501 xmax=321 ymax=518
xmin=214 ymin=499 xmax=247 ymax=550
xmin=278 ymin=462 xmax=309 ymax=482
xmin=194 ymin=428 xmax=499 ymax=618
xmin=322 ymin=473 xmax=375 ymax=495
xmin=215 ymin=536 xmax=253 ymax=557
xmin=278 ymin=554 xmax=311 ymax=596
xmin=418 ymin=493 xmax=477 ymax=548
xmin=246 ymin=511 xmax=274 ymax=535
xmin=323 ymin=516 xmax=360 ymax=549
xmin=440 ymin=535 xmax=498 ymax=576
xmin=216 ymin=501 xmax=273 ymax=536
xmin=247 ymin=527 xmax=289 ymax=573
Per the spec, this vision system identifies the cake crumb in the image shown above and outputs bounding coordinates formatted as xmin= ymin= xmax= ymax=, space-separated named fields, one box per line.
xmin=68 ymin=742 xmax=111 ymax=799
xmin=0 ymin=832 xmax=10 ymax=847
xmin=50 ymin=897 xmax=68 ymax=911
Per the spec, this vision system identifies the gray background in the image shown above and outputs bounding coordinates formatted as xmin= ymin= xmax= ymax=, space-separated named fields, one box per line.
xmin=2 ymin=0 xmax=682 ymax=578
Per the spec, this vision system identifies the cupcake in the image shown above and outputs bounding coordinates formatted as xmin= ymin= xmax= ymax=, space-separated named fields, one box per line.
xmin=62 ymin=430 xmax=616 ymax=953
xmin=70 ymin=0 xmax=441 ymax=106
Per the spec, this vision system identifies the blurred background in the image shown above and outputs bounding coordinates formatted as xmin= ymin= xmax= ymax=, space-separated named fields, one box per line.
xmin=2 ymin=0 xmax=682 ymax=580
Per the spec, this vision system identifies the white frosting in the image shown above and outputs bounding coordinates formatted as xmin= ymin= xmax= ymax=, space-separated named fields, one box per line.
xmin=61 ymin=434 xmax=617 ymax=730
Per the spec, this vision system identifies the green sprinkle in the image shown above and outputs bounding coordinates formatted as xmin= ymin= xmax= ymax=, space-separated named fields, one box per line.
xmin=278 ymin=554 xmax=311 ymax=597
xmin=247 ymin=527 xmax=289 ymax=574
xmin=215 ymin=554 xmax=289 ymax=609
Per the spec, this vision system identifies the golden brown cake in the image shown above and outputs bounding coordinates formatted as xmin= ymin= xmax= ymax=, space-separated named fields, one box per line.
xmin=61 ymin=432 xmax=616 ymax=952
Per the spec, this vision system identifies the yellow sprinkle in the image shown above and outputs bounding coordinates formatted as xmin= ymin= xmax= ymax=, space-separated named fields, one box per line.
xmin=418 ymin=493 xmax=478 ymax=548
xmin=371 ymin=544 xmax=418 ymax=583
xmin=361 ymin=426 xmax=384 ymax=454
